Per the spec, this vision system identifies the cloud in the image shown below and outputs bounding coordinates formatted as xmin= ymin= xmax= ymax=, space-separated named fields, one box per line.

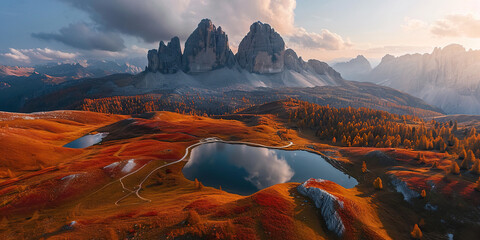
xmin=402 ymin=17 xmax=428 ymax=31
xmin=58 ymin=0 xmax=347 ymax=52
xmin=59 ymin=0 xmax=297 ymax=43
xmin=0 ymin=48 xmax=77 ymax=63
xmin=288 ymin=27 xmax=352 ymax=50
xmin=2 ymin=48 xmax=30 ymax=62
xmin=431 ymin=14 xmax=480 ymax=38
xmin=32 ymin=22 xmax=125 ymax=52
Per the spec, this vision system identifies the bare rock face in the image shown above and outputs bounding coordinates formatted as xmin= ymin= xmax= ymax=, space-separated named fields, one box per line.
xmin=182 ymin=19 xmax=235 ymax=73
xmin=147 ymin=49 xmax=159 ymax=72
xmin=158 ymin=37 xmax=182 ymax=74
xmin=284 ymin=49 xmax=307 ymax=73
xmin=307 ymin=60 xmax=342 ymax=80
xmin=297 ymin=179 xmax=345 ymax=237
xmin=236 ymin=21 xmax=285 ymax=74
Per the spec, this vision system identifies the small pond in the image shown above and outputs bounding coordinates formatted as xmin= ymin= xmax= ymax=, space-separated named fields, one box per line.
xmin=63 ymin=133 xmax=108 ymax=149
xmin=182 ymin=142 xmax=357 ymax=195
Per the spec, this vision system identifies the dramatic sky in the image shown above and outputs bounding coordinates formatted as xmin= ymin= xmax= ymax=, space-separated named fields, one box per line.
xmin=1 ymin=0 xmax=480 ymax=66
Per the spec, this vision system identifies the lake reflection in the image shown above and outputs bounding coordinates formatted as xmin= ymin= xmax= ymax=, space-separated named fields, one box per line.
xmin=63 ymin=133 xmax=107 ymax=149
xmin=182 ymin=142 xmax=357 ymax=195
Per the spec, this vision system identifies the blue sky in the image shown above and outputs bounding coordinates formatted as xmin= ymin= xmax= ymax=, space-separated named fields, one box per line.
xmin=1 ymin=0 xmax=479 ymax=66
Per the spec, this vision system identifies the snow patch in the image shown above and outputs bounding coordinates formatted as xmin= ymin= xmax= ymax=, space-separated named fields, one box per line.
xmin=61 ymin=174 xmax=78 ymax=181
xmin=297 ymin=178 xmax=345 ymax=237
xmin=103 ymin=161 xmax=120 ymax=170
xmin=447 ymin=233 xmax=453 ymax=240
xmin=424 ymin=203 xmax=438 ymax=211
xmin=390 ymin=175 xmax=420 ymax=202
xmin=122 ymin=159 xmax=136 ymax=173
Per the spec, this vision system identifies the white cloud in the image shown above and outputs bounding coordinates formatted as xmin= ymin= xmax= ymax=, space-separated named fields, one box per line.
xmin=1 ymin=48 xmax=77 ymax=63
xmin=402 ymin=17 xmax=428 ymax=31
xmin=59 ymin=0 xmax=348 ymax=52
xmin=431 ymin=14 xmax=480 ymax=38
xmin=288 ymin=27 xmax=352 ymax=50
xmin=60 ymin=0 xmax=296 ymax=43
xmin=2 ymin=48 xmax=30 ymax=62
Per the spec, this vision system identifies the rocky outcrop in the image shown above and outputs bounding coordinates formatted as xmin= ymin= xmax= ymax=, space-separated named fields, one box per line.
xmin=147 ymin=37 xmax=182 ymax=74
xmin=158 ymin=37 xmax=182 ymax=74
xmin=389 ymin=175 xmax=420 ymax=202
xmin=307 ymin=60 xmax=343 ymax=80
xmin=297 ymin=178 xmax=345 ymax=237
xmin=182 ymin=19 xmax=235 ymax=73
xmin=147 ymin=49 xmax=159 ymax=72
xmin=284 ymin=49 xmax=307 ymax=73
xmin=236 ymin=21 xmax=285 ymax=74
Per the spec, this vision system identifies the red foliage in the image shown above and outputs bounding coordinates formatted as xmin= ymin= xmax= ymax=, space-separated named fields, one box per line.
xmin=259 ymin=207 xmax=295 ymax=240
xmin=184 ymin=199 xmax=220 ymax=215
xmin=138 ymin=211 xmax=158 ymax=217
xmin=253 ymin=191 xmax=292 ymax=214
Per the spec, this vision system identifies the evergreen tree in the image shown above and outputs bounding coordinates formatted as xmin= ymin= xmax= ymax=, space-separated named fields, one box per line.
xmin=471 ymin=159 xmax=480 ymax=175
xmin=450 ymin=161 xmax=460 ymax=175
xmin=373 ymin=177 xmax=383 ymax=190
xmin=410 ymin=224 xmax=422 ymax=239
xmin=362 ymin=161 xmax=367 ymax=173
xmin=420 ymin=189 xmax=426 ymax=198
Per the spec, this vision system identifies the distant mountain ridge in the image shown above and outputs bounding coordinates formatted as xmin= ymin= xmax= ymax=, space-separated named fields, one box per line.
xmin=0 ymin=61 xmax=142 ymax=80
xmin=361 ymin=44 xmax=480 ymax=114
xmin=0 ymin=65 xmax=34 ymax=77
xmin=332 ymin=55 xmax=372 ymax=80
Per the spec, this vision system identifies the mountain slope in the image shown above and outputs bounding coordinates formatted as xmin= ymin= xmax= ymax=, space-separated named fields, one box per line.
xmin=363 ymin=44 xmax=480 ymax=114
xmin=332 ymin=55 xmax=372 ymax=80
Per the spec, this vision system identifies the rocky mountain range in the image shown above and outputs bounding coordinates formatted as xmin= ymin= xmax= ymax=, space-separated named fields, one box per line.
xmin=332 ymin=55 xmax=372 ymax=80
xmin=146 ymin=19 xmax=344 ymax=88
xmin=346 ymin=44 xmax=480 ymax=114
xmin=0 ymin=19 xmax=444 ymax=117
xmin=0 ymin=66 xmax=34 ymax=77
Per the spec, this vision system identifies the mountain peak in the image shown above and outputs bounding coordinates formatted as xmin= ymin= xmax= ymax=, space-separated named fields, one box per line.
xmin=181 ymin=19 xmax=235 ymax=73
xmin=236 ymin=21 xmax=285 ymax=73
xmin=354 ymin=55 xmax=368 ymax=61
xmin=332 ymin=55 xmax=372 ymax=80
xmin=380 ymin=54 xmax=395 ymax=63
xmin=436 ymin=44 xmax=466 ymax=54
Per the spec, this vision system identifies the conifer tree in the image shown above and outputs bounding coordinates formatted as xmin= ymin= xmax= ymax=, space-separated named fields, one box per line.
xmin=471 ymin=159 xmax=480 ymax=175
xmin=460 ymin=158 xmax=469 ymax=170
xmin=362 ymin=161 xmax=367 ymax=173
xmin=410 ymin=224 xmax=422 ymax=239
xmin=450 ymin=161 xmax=460 ymax=174
xmin=466 ymin=150 xmax=476 ymax=164
xmin=475 ymin=177 xmax=480 ymax=192
xmin=373 ymin=177 xmax=383 ymax=190
xmin=420 ymin=189 xmax=426 ymax=198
